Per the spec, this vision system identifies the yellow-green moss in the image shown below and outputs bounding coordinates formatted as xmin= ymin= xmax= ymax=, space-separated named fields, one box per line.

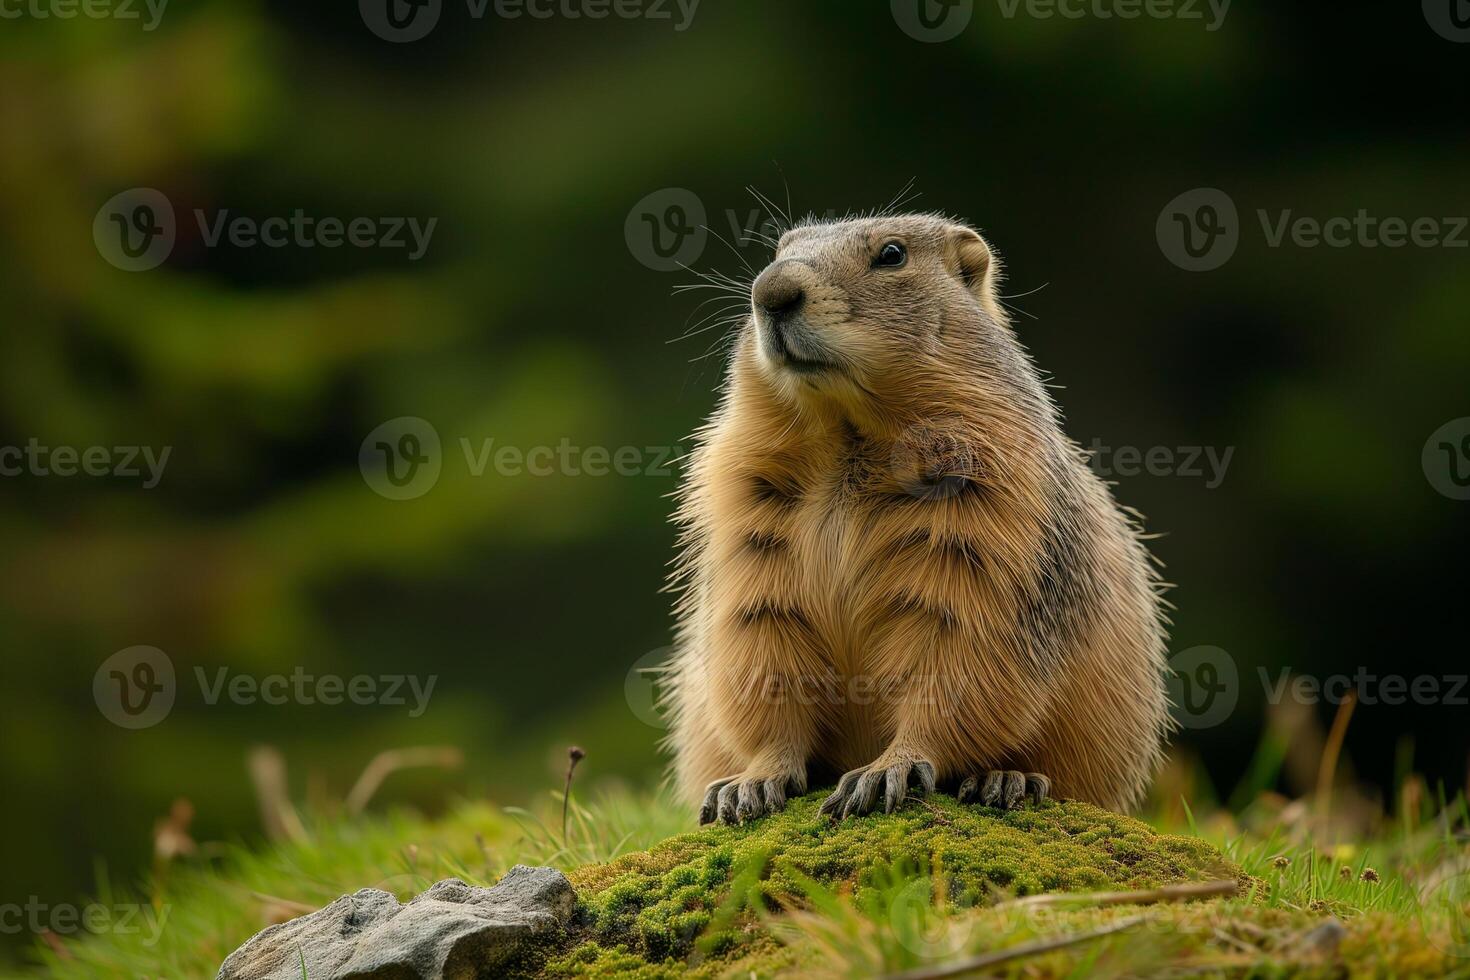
xmin=549 ymin=792 xmax=1240 ymax=976
xmin=540 ymin=936 xmax=801 ymax=979
xmin=541 ymin=942 xmax=683 ymax=979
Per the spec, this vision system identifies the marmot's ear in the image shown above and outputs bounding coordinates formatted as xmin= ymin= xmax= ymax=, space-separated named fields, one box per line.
xmin=946 ymin=225 xmax=997 ymax=301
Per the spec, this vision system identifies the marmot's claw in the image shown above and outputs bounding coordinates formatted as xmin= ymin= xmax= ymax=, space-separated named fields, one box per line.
xmin=700 ymin=773 xmax=802 ymax=826
xmin=718 ymin=781 xmax=741 ymax=825
xmin=818 ymin=770 xmax=860 ymax=818
xmin=957 ymin=770 xmax=1050 ymax=809
xmin=821 ymin=758 xmax=935 ymax=820
xmin=698 ymin=778 xmax=726 ymax=825
xmin=913 ymin=760 xmax=937 ymax=795
xmin=762 ymin=778 xmax=788 ymax=814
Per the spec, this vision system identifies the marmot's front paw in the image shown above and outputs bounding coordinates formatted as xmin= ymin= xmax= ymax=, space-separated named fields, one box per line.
xmin=699 ymin=771 xmax=805 ymax=826
xmin=957 ymin=770 xmax=1050 ymax=809
xmin=819 ymin=757 xmax=936 ymax=820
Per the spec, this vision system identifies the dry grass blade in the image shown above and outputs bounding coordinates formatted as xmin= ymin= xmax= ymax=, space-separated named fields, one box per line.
xmin=880 ymin=915 xmax=1146 ymax=980
xmin=995 ymin=879 xmax=1238 ymax=911
xmin=1316 ymin=690 xmax=1357 ymax=827
xmin=249 ymin=892 xmax=317 ymax=915
xmin=345 ymin=747 xmax=463 ymax=816
xmin=249 ymin=746 xmax=308 ymax=843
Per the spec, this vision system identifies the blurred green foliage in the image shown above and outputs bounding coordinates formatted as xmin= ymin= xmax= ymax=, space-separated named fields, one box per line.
xmin=1 ymin=0 xmax=1467 ymax=966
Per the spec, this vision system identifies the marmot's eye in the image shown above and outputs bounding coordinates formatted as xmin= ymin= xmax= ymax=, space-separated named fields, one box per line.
xmin=874 ymin=241 xmax=907 ymax=268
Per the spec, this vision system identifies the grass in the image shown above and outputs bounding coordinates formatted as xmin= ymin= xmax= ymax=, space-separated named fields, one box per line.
xmin=10 ymin=791 xmax=688 ymax=980
xmin=11 ymin=780 xmax=1470 ymax=979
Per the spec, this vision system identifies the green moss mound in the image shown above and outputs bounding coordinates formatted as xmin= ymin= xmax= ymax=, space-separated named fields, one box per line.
xmin=540 ymin=793 xmax=1239 ymax=977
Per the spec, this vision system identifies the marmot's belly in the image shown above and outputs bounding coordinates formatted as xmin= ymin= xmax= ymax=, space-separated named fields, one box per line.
xmin=808 ymin=667 xmax=903 ymax=772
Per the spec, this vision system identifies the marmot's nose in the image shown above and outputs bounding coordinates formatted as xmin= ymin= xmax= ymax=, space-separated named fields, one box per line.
xmin=752 ymin=266 xmax=806 ymax=321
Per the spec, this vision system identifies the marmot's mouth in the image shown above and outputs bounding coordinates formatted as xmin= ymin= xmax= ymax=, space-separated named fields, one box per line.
xmin=782 ymin=350 xmax=835 ymax=374
xmin=767 ymin=322 xmax=837 ymax=375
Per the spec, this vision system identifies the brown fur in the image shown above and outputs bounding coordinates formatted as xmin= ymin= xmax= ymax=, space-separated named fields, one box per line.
xmin=663 ymin=213 xmax=1171 ymax=817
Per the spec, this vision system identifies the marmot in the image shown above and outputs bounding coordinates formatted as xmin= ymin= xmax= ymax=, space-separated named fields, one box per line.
xmin=663 ymin=213 xmax=1171 ymax=823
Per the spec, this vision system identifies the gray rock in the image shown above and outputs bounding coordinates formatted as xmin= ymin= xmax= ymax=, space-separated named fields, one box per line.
xmin=1288 ymin=917 xmax=1348 ymax=958
xmin=216 ymin=865 xmax=575 ymax=980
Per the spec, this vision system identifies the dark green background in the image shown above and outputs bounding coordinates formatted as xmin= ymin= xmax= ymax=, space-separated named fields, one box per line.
xmin=2 ymin=0 xmax=1467 ymax=965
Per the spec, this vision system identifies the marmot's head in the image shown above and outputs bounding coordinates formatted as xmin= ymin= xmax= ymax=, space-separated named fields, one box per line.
xmin=743 ymin=213 xmax=1013 ymax=426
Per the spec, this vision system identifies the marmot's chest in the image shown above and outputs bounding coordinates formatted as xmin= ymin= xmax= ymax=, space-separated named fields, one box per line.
xmin=786 ymin=480 xmax=907 ymax=642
